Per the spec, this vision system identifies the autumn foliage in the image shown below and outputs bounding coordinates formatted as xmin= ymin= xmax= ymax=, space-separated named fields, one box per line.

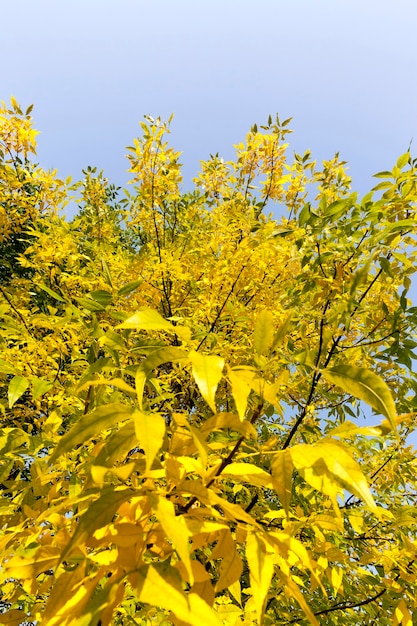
xmin=1 ymin=98 xmax=417 ymax=625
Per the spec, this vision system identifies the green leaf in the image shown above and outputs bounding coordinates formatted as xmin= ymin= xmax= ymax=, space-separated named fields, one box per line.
xmin=189 ymin=350 xmax=224 ymax=412
xmin=37 ymin=284 xmax=65 ymax=302
xmin=49 ymin=403 xmax=132 ymax=463
xmin=75 ymin=296 xmax=105 ymax=312
xmin=322 ymin=365 xmax=397 ymax=430
xmin=89 ymin=290 xmax=112 ymax=307
xmin=117 ymin=278 xmax=143 ymax=296
xmin=8 ymin=376 xmax=29 ymax=408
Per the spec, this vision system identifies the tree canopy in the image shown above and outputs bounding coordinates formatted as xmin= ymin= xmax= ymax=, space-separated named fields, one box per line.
xmin=1 ymin=98 xmax=417 ymax=625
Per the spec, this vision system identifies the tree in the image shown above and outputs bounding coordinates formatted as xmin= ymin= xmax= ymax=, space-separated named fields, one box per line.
xmin=1 ymin=100 xmax=417 ymax=625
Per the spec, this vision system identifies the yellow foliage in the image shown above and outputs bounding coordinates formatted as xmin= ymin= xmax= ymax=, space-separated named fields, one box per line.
xmin=1 ymin=100 xmax=417 ymax=625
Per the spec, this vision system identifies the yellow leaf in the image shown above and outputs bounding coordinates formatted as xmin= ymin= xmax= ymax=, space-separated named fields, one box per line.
xmin=270 ymin=449 xmax=294 ymax=516
xmin=228 ymin=367 xmax=252 ymax=420
xmin=133 ymin=410 xmax=165 ymax=472
xmin=393 ymin=598 xmax=412 ymax=626
xmin=60 ymin=488 xmax=134 ymax=562
xmin=4 ymin=547 xmax=60 ymax=580
xmin=133 ymin=563 xmax=221 ymax=626
xmin=151 ymin=495 xmax=194 ymax=584
xmin=42 ymin=575 xmax=98 ymax=626
xmin=222 ymin=462 xmax=276 ymax=490
xmin=200 ymin=412 xmax=257 ymax=439
xmin=328 ymin=420 xmax=384 ymax=439
xmin=0 ymin=609 xmax=27 ymax=626
xmin=330 ymin=567 xmax=344 ymax=595
xmin=190 ymin=350 xmax=224 ymax=412
xmin=246 ymin=532 xmax=274 ymax=624
xmin=279 ymin=575 xmax=320 ymax=626
xmin=253 ymin=309 xmax=275 ymax=355
xmin=212 ymin=529 xmax=243 ymax=592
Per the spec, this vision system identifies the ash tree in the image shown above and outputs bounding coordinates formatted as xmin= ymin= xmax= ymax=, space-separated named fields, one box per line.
xmin=1 ymin=100 xmax=417 ymax=625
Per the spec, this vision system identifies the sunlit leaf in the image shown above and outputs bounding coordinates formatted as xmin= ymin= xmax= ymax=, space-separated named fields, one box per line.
xmin=133 ymin=563 xmax=221 ymax=626
xmin=228 ymin=367 xmax=252 ymax=420
xmin=133 ymin=410 xmax=165 ymax=472
xmin=190 ymin=350 xmax=224 ymax=412
xmin=117 ymin=308 xmax=175 ymax=331
xmin=246 ymin=532 xmax=274 ymax=624
xmin=8 ymin=376 xmax=29 ymax=408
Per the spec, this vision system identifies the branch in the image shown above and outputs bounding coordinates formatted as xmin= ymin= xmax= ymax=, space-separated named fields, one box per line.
xmin=180 ymin=402 xmax=264 ymax=513
xmin=197 ymin=263 xmax=247 ymax=351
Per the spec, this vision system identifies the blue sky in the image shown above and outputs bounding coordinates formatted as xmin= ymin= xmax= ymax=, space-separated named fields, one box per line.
xmin=3 ymin=0 xmax=417 ymax=440
xmin=3 ymin=0 xmax=417 ymax=201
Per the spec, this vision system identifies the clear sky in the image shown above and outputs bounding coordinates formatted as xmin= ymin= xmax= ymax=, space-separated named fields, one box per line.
xmin=3 ymin=0 xmax=417 ymax=201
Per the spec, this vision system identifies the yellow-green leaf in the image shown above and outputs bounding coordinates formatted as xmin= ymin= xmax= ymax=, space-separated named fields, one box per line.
xmin=37 ymin=283 xmax=65 ymax=302
xmin=31 ymin=377 xmax=54 ymax=400
xmin=291 ymin=440 xmax=377 ymax=510
xmin=134 ymin=346 xmax=188 ymax=409
xmin=322 ymin=364 xmax=397 ymax=430
xmin=49 ymin=403 xmax=132 ymax=463
xmin=0 ymin=359 xmax=18 ymax=375
xmin=190 ymin=350 xmax=224 ymax=412
xmin=60 ymin=488 xmax=134 ymax=562
xmin=270 ymin=449 xmax=293 ymax=516
xmin=133 ymin=410 xmax=165 ymax=472
xmin=117 ymin=308 xmax=175 ymax=331
xmin=76 ymin=377 xmax=136 ymax=395
xmin=8 ymin=376 xmax=29 ymax=409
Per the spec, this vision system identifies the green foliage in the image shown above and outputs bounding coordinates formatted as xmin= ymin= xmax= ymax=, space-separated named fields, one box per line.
xmin=1 ymin=98 xmax=417 ymax=625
